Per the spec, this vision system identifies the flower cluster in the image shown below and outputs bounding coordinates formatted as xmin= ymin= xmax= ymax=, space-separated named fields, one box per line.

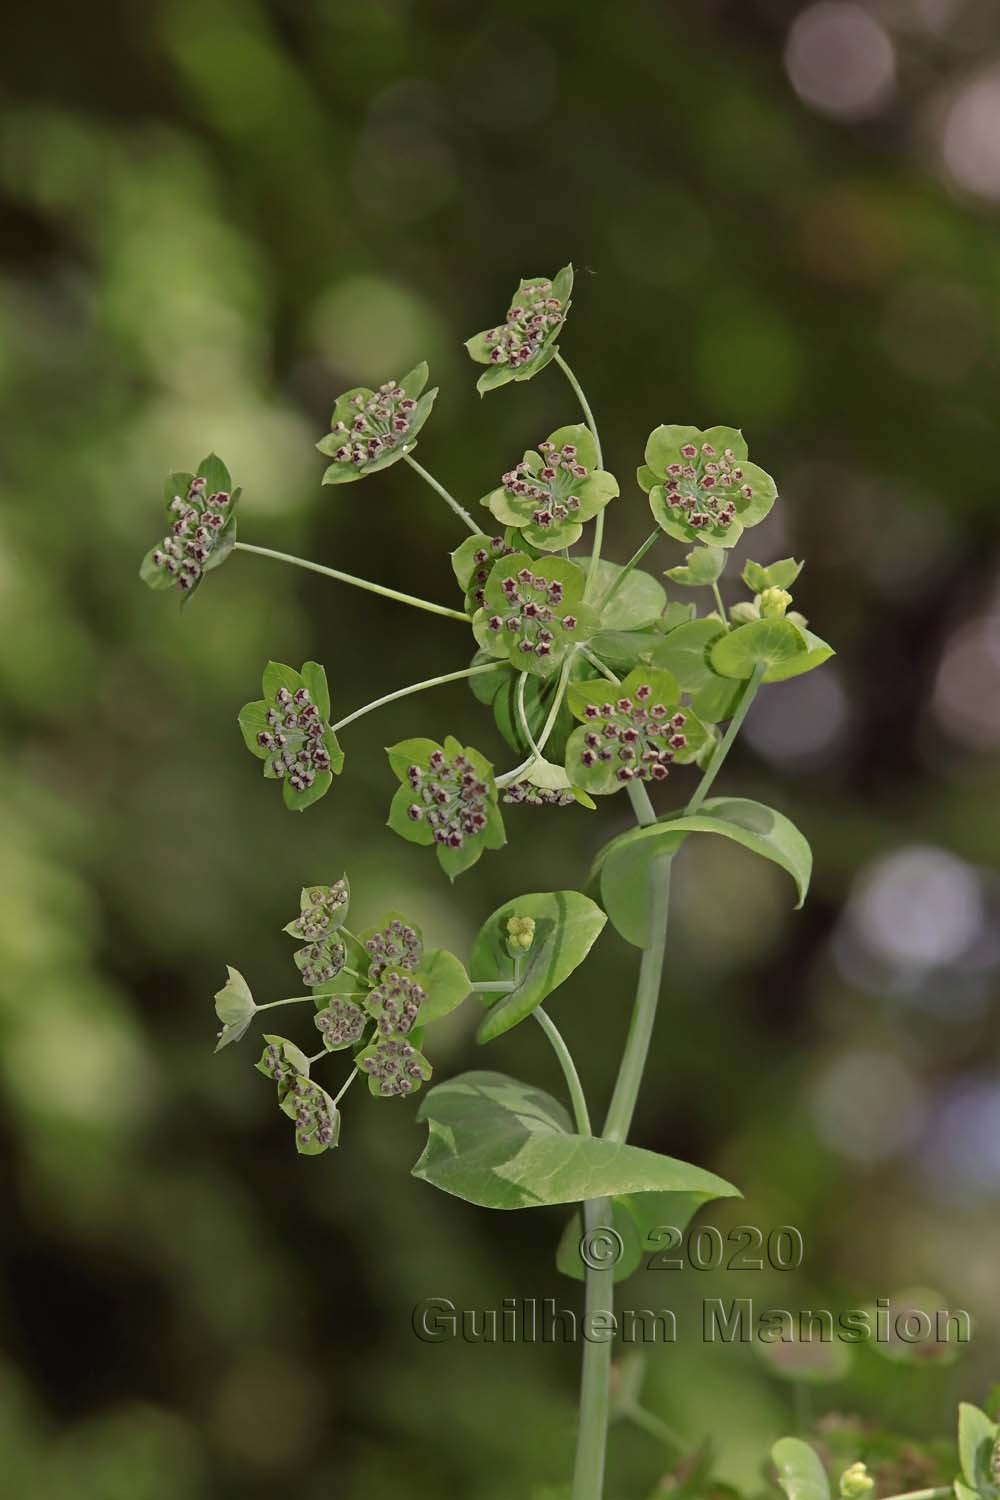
xmin=465 ymin=266 xmax=573 ymax=394
xmin=357 ymin=1036 xmax=433 ymax=1098
xmin=642 ymin=425 xmax=777 ymax=549
xmin=140 ymin=456 xmax=239 ymax=597
xmin=451 ymin=532 xmax=517 ymax=613
xmin=316 ymin=362 xmax=437 ymax=484
xmin=364 ymin=916 xmax=422 ymax=983
xmin=387 ymin=736 xmax=505 ymax=877
xmin=255 ymin=1035 xmax=340 ymax=1155
xmin=239 ymin=662 xmax=344 ymax=812
xmin=476 ymin=553 xmax=595 ymax=678
xmin=315 ymin=996 xmax=367 ymax=1050
xmin=367 ymin=969 xmax=425 ymax=1037
xmin=566 ymin=669 xmax=707 ymax=795
xmin=481 ymin=424 xmax=619 ymax=551
xmin=502 ymin=780 xmax=576 ymax=807
xmin=284 ymin=881 xmax=351 ymax=987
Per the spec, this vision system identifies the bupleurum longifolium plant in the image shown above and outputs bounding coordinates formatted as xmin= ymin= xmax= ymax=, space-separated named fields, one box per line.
xmin=143 ymin=266 xmax=847 ymax=1500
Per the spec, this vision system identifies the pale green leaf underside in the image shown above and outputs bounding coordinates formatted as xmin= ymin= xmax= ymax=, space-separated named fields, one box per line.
xmin=412 ymin=1071 xmax=739 ymax=1210
xmin=595 ymin=796 xmax=812 ymax=947
xmin=772 ymin=1438 xmax=831 ymax=1500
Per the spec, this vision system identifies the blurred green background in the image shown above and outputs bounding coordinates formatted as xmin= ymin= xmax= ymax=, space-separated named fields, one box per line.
xmin=3 ymin=1 xmax=1000 ymax=1496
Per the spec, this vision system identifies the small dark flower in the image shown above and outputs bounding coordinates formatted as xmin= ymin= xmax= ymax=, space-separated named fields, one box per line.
xmin=357 ymin=1035 xmax=433 ymax=1098
xmin=140 ymin=456 xmax=239 ymax=597
xmin=566 ymin=669 xmax=708 ymax=795
xmin=465 ymin=266 xmax=573 ymax=395
xmin=239 ymin=662 xmax=344 ymax=812
xmin=641 ymin=425 xmax=777 ymax=549
xmin=316 ymin=363 xmax=437 ymax=484
xmin=387 ymin=736 xmax=505 ymax=877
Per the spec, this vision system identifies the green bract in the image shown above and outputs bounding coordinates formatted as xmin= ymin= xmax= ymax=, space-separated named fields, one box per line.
xmin=564 ymin=668 xmax=708 ymax=796
xmin=451 ymin=531 xmax=520 ymax=614
xmin=665 ymin=543 xmax=726 ymax=588
xmin=238 ymin=661 xmax=344 ymax=811
xmin=641 ymin=424 xmax=776 ymax=549
xmin=474 ymin=553 xmax=597 ymax=678
xmin=316 ymin=362 xmax=437 ymax=483
xmin=710 ymin=618 xmax=835 ymax=683
xmin=140 ymin=454 xmax=239 ymax=598
xmin=213 ymin=965 xmax=256 ymax=1052
xmin=469 ymin=890 xmax=607 ymax=1043
xmin=285 ymin=878 xmax=351 ymax=987
xmin=255 ymin=1035 xmax=340 ymax=1155
xmin=386 ymin=736 xmax=505 ymax=879
xmin=465 ymin=265 xmax=573 ymax=395
xmin=481 ymin=424 xmax=619 ymax=551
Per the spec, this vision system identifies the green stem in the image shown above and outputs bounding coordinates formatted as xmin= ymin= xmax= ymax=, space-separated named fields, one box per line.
xmin=555 ymin=351 xmax=607 ymax=600
xmin=881 ymin=1491 xmax=952 ymax=1500
xmin=332 ymin=1067 xmax=359 ymax=1108
xmin=496 ymin=650 xmax=576 ymax=788
xmin=684 ymin=662 xmax=765 ymax=815
xmin=403 ymin=453 xmax=480 ymax=534
xmin=571 ymin=1195 xmax=615 ymax=1500
xmin=620 ymin=1402 xmax=685 ymax=1451
xmin=601 ymin=851 xmax=672 ymax=1144
xmin=711 ymin=581 xmax=727 ymax=622
xmin=255 ymin=995 xmax=315 ymax=1012
xmin=533 ymin=1007 xmax=591 ymax=1135
xmin=233 ymin=542 xmax=470 ymax=623
xmin=470 ymin=980 xmax=517 ymax=994
xmin=331 ymin=663 xmax=497 ymax=734
xmin=597 ymin=530 xmax=660 ymax=611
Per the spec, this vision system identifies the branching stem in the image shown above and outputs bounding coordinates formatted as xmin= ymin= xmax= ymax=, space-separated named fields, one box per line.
xmin=331 ymin=663 xmax=498 ymax=734
xmin=234 ymin=542 xmax=470 ymax=623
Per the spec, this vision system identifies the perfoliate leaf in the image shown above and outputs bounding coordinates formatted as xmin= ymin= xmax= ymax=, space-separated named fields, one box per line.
xmin=470 ymin=891 xmax=607 ymax=1042
xmin=213 ymin=965 xmax=256 ymax=1051
xmin=594 ymin=796 xmax=813 ymax=946
xmin=710 ymin=619 xmax=820 ymax=682
xmin=416 ymin=949 xmax=471 ymax=1025
xmin=556 ymin=1191 xmax=708 ymax=1284
xmin=584 ymin=557 xmax=666 ymax=630
xmin=412 ymin=1072 xmax=739 ymax=1209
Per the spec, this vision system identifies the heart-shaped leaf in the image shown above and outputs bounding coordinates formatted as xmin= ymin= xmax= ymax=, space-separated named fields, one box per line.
xmin=412 ymin=1072 xmax=739 ymax=1209
xmin=556 ymin=1191 xmax=709 ymax=1284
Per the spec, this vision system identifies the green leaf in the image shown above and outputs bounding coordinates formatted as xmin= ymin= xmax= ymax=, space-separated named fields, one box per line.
xmin=665 ymin=545 xmax=726 ymax=588
xmin=282 ymin=770 xmax=333 ymax=812
xmin=262 ymin=661 xmax=304 ymax=700
xmin=760 ymin=630 xmax=835 ymax=684
xmin=772 ymin=1438 xmax=831 ymax=1500
xmin=710 ymin=619 xmax=813 ymax=682
xmin=586 ymin=629 xmax=661 ymax=671
xmin=412 ymin=1072 xmax=739 ymax=1209
xmin=595 ymin=797 xmax=812 ymax=947
xmin=649 ymin=618 xmax=726 ymax=692
xmin=584 ymin=558 xmax=666 ymax=630
xmin=417 ymin=949 xmax=471 ymax=1025
xmin=959 ymin=1404 xmax=998 ymax=1495
xmin=557 ymin=1191 xmax=708 ymax=1284
xmin=197 ymin=452 xmax=233 ymax=494
xmin=470 ymin=891 xmax=607 ymax=1043
xmin=742 ymin=557 xmax=803 ymax=593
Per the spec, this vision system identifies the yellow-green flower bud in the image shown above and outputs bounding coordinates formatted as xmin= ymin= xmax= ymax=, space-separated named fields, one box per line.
xmin=839 ymin=1463 xmax=875 ymax=1499
xmin=506 ymin=915 xmax=536 ymax=955
xmin=759 ymin=587 xmax=793 ymax=619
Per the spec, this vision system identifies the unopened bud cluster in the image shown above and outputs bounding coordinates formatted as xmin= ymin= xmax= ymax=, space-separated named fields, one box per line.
xmin=406 ymin=749 xmax=490 ymax=849
xmin=839 ymin=1463 xmax=875 ymax=1500
xmin=315 ymin=996 xmax=366 ymax=1050
xmin=486 ymin=566 xmax=578 ymax=659
xmin=256 ymin=684 xmax=333 ymax=791
xmin=328 ymin=382 xmax=419 ymax=470
xmin=758 ymin=586 xmax=792 ymax=619
xmin=661 ymin=441 xmax=752 ymax=533
xmin=360 ymin=1037 xmax=429 ymax=1097
xmin=365 ymin=918 xmax=422 ymax=983
xmin=369 ymin=969 xmax=425 ymax=1037
xmin=501 ymin=441 xmax=588 ymax=531
xmin=502 ymin=780 xmax=575 ymax=807
xmin=506 ymin=915 xmax=536 ymax=955
xmin=483 ymin=280 xmax=565 ymax=369
xmin=466 ymin=535 xmax=514 ymax=609
xmin=579 ymin=685 xmax=688 ymax=783
xmin=150 ymin=477 xmax=234 ymax=591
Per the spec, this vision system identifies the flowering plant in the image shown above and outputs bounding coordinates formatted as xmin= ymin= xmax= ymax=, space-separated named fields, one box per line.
xmin=142 ymin=267 xmax=841 ymax=1500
